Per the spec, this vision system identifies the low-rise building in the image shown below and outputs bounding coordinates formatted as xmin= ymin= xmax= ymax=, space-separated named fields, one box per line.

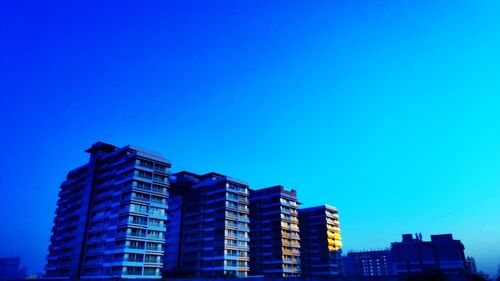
xmin=391 ymin=233 xmax=467 ymax=276
xmin=343 ymin=250 xmax=393 ymax=277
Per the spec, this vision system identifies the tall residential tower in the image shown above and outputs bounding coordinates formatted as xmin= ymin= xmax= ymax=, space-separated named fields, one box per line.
xmin=165 ymin=172 xmax=250 ymax=278
xmin=299 ymin=205 xmax=342 ymax=276
xmin=45 ymin=142 xmax=170 ymax=279
xmin=249 ymin=186 xmax=301 ymax=277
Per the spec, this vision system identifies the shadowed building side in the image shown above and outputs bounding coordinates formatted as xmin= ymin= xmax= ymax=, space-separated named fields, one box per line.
xmin=299 ymin=205 xmax=343 ymax=277
xmin=391 ymin=233 xmax=467 ymax=277
xmin=165 ymin=171 xmax=250 ymax=278
xmin=249 ymin=185 xmax=301 ymax=277
xmin=343 ymin=249 xmax=393 ymax=277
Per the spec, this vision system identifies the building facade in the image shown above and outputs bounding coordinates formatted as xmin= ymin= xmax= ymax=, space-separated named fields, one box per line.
xmin=343 ymin=250 xmax=393 ymax=277
xmin=165 ymin=172 xmax=250 ymax=278
xmin=299 ymin=205 xmax=343 ymax=276
xmin=391 ymin=233 xmax=467 ymax=276
xmin=249 ymin=186 xmax=301 ymax=277
xmin=45 ymin=142 xmax=170 ymax=279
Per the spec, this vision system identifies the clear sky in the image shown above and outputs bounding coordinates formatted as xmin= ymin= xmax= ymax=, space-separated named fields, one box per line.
xmin=1 ymin=0 xmax=499 ymax=277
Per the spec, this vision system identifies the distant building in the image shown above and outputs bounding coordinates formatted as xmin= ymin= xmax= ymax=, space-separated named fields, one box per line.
xmin=465 ymin=257 xmax=477 ymax=274
xmin=44 ymin=142 xmax=171 ymax=279
xmin=165 ymin=171 xmax=250 ymax=278
xmin=299 ymin=205 xmax=343 ymax=276
xmin=0 ymin=257 xmax=27 ymax=281
xmin=343 ymin=250 xmax=394 ymax=277
xmin=391 ymin=233 xmax=467 ymax=276
xmin=249 ymin=185 xmax=301 ymax=277
xmin=25 ymin=272 xmax=42 ymax=279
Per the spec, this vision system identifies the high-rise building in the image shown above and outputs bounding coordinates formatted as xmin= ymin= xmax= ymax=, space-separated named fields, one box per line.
xmin=343 ymin=250 xmax=393 ymax=277
xmin=391 ymin=233 xmax=467 ymax=276
xmin=249 ymin=185 xmax=301 ymax=277
xmin=299 ymin=205 xmax=343 ymax=276
xmin=165 ymin=171 xmax=250 ymax=278
xmin=44 ymin=142 xmax=170 ymax=279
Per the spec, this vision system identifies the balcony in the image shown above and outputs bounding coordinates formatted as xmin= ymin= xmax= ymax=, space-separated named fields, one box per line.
xmin=146 ymin=245 xmax=163 ymax=252
xmin=127 ymin=231 xmax=147 ymax=238
xmin=238 ymin=215 xmax=250 ymax=222
xmin=123 ymin=257 xmax=144 ymax=262
xmin=151 ymin=186 xmax=167 ymax=194
xmin=151 ymin=199 xmax=166 ymax=205
xmin=147 ymin=234 xmax=164 ymax=240
xmin=283 ymin=258 xmax=300 ymax=264
xmin=122 ymin=218 xmax=148 ymax=226
xmin=145 ymin=258 xmax=162 ymax=264
xmin=153 ymin=165 xmax=168 ymax=174
xmin=129 ymin=194 xmax=150 ymax=203
xmin=225 ymin=221 xmax=238 ymax=228
xmin=125 ymin=243 xmax=145 ymax=250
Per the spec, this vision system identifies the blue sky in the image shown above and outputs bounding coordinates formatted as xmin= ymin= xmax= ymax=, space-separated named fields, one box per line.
xmin=1 ymin=0 xmax=499 ymax=276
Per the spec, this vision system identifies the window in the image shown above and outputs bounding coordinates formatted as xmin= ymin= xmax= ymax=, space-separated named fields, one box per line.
xmin=154 ymin=164 xmax=167 ymax=172
xmin=136 ymin=170 xmax=152 ymax=179
xmin=129 ymin=215 xmax=147 ymax=225
xmin=129 ymin=228 xmax=146 ymax=237
xmin=137 ymin=159 xmax=153 ymax=169
xmin=144 ymin=267 xmax=158 ymax=276
xmin=132 ymin=191 xmax=150 ymax=202
xmin=146 ymin=242 xmax=163 ymax=251
xmin=124 ymin=266 xmax=142 ymax=275
xmin=153 ymin=174 xmax=166 ymax=183
xmin=147 ymin=230 xmax=163 ymax=239
xmin=151 ymin=195 xmax=165 ymax=204
xmin=134 ymin=180 xmax=151 ymax=190
xmin=149 ymin=218 xmax=163 ymax=227
xmin=225 ymin=249 xmax=237 ymax=256
xmin=225 ymin=239 xmax=237 ymax=246
xmin=125 ymin=253 xmax=143 ymax=262
xmin=130 ymin=203 xmax=148 ymax=214
xmin=150 ymin=207 xmax=165 ymax=216
xmin=145 ymin=255 xmax=161 ymax=263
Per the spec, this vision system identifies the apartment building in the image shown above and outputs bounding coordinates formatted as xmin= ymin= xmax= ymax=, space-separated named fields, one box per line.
xmin=249 ymin=186 xmax=301 ymax=277
xmin=44 ymin=142 xmax=170 ymax=279
xmin=165 ymin=171 xmax=250 ymax=278
xmin=299 ymin=205 xmax=343 ymax=276
xmin=343 ymin=250 xmax=393 ymax=277
xmin=391 ymin=233 xmax=467 ymax=275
